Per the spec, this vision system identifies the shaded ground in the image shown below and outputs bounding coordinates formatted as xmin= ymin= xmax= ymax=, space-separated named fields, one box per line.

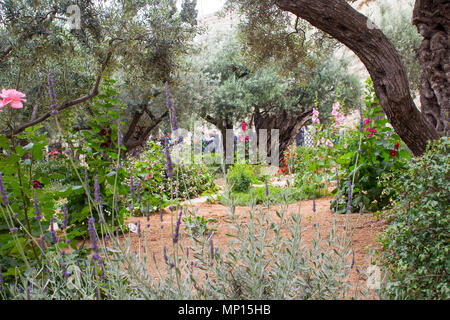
xmin=123 ymin=196 xmax=387 ymax=299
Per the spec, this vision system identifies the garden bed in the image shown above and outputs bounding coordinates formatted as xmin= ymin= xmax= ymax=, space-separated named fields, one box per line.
xmin=124 ymin=197 xmax=387 ymax=298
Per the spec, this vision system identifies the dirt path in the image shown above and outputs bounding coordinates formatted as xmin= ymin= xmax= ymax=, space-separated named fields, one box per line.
xmin=124 ymin=197 xmax=387 ymax=299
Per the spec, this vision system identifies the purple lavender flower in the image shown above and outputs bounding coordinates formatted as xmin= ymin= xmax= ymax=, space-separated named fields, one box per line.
xmin=0 ymin=172 xmax=9 ymax=206
xmin=94 ymin=174 xmax=103 ymax=215
xmin=10 ymin=227 xmax=18 ymax=234
xmin=358 ymin=103 xmax=364 ymax=132
xmin=0 ymin=266 xmax=3 ymax=284
xmin=347 ymin=177 xmax=353 ymax=211
xmin=129 ymin=175 xmax=135 ymax=198
xmin=335 ymin=167 xmax=340 ymax=189
xmin=146 ymin=201 xmax=150 ymax=222
xmin=163 ymin=137 xmax=174 ymax=178
xmin=137 ymin=221 xmax=141 ymax=238
xmin=265 ymin=178 xmax=269 ymax=197
xmin=88 ymin=217 xmax=100 ymax=260
xmin=48 ymin=70 xmax=59 ymax=115
xmin=172 ymin=206 xmax=183 ymax=243
xmin=50 ymin=217 xmax=58 ymax=243
xmin=163 ymin=246 xmax=175 ymax=268
xmin=39 ymin=235 xmax=46 ymax=257
xmin=33 ymin=192 xmax=43 ymax=221
xmin=61 ymin=205 xmax=68 ymax=230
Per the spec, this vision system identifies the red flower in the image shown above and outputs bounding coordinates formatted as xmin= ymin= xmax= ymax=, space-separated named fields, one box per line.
xmin=395 ymin=142 xmax=400 ymax=150
xmin=389 ymin=150 xmax=398 ymax=157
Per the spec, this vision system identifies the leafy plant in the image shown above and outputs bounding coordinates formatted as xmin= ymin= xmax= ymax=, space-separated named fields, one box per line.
xmin=331 ymin=78 xmax=410 ymax=213
xmin=378 ymin=137 xmax=449 ymax=299
xmin=227 ymin=163 xmax=253 ymax=193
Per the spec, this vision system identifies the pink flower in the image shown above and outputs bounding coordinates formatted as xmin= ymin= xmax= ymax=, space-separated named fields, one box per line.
xmin=364 ymin=119 xmax=370 ymax=126
xmin=326 ymin=139 xmax=334 ymax=149
xmin=332 ymin=102 xmax=340 ymax=111
xmin=242 ymin=121 xmax=247 ymax=132
xmin=0 ymin=89 xmax=27 ymax=109
xmin=321 ymin=137 xmax=325 ymax=144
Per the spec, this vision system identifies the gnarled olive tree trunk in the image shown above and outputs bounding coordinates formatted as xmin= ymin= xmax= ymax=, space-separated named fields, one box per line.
xmin=413 ymin=0 xmax=449 ymax=136
xmin=254 ymin=107 xmax=312 ymax=163
xmin=274 ymin=0 xmax=440 ymax=156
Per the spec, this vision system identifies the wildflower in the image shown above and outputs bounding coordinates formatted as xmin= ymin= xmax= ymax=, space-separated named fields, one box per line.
xmin=173 ymin=206 xmax=183 ymax=243
xmin=0 ymin=172 xmax=9 ymax=206
xmin=335 ymin=167 xmax=340 ymax=189
xmin=50 ymin=217 xmax=58 ymax=243
xmin=39 ymin=235 xmax=46 ymax=256
xmin=242 ymin=121 xmax=247 ymax=132
xmin=32 ymin=179 xmax=43 ymax=190
xmin=61 ymin=205 xmax=68 ymax=230
xmin=137 ymin=221 xmax=141 ymax=238
xmin=164 ymin=137 xmax=174 ymax=178
xmin=358 ymin=104 xmax=364 ymax=132
xmin=326 ymin=139 xmax=334 ymax=149
xmin=265 ymin=178 xmax=269 ymax=197
xmin=347 ymin=177 xmax=353 ymax=211
xmin=312 ymin=108 xmax=320 ymax=124
xmin=33 ymin=192 xmax=43 ymax=221
xmin=0 ymin=89 xmax=26 ymax=109
xmin=389 ymin=150 xmax=398 ymax=157
xmin=10 ymin=227 xmax=18 ymax=234
xmin=88 ymin=217 xmax=99 ymax=260
xmin=395 ymin=142 xmax=400 ymax=150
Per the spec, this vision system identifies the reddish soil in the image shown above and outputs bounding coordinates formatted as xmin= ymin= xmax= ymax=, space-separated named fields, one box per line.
xmin=123 ymin=197 xmax=387 ymax=299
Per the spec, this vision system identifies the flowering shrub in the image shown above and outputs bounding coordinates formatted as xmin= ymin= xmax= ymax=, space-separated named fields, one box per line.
xmin=330 ymin=79 xmax=410 ymax=213
xmin=378 ymin=137 xmax=449 ymax=299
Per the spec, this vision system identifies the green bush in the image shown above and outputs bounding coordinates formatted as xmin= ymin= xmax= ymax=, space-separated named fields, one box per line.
xmin=227 ymin=163 xmax=253 ymax=193
xmin=218 ymin=186 xmax=302 ymax=206
xmin=379 ymin=137 xmax=449 ymax=299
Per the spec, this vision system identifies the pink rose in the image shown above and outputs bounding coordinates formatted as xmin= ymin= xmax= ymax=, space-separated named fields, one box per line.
xmin=0 ymin=89 xmax=27 ymax=109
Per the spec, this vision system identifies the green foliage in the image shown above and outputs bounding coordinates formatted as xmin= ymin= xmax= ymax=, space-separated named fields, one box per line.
xmin=330 ymin=79 xmax=410 ymax=213
xmin=291 ymin=146 xmax=333 ymax=199
xmin=182 ymin=215 xmax=216 ymax=239
xmin=378 ymin=137 xmax=450 ymax=300
xmin=226 ymin=163 xmax=253 ymax=193
xmin=0 ymin=126 xmax=68 ymax=276
xmin=219 ymin=186 xmax=302 ymax=206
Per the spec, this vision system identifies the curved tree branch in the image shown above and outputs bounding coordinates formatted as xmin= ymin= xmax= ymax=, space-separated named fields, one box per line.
xmin=2 ymin=45 xmax=116 ymax=137
xmin=274 ymin=0 xmax=440 ymax=156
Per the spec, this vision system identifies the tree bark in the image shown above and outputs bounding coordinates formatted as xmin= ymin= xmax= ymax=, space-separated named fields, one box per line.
xmin=413 ymin=0 xmax=449 ymax=136
xmin=274 ymin=0 xmax=440 ymax=156
xmin=254 ymin=107 xmax=312 ymax=163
